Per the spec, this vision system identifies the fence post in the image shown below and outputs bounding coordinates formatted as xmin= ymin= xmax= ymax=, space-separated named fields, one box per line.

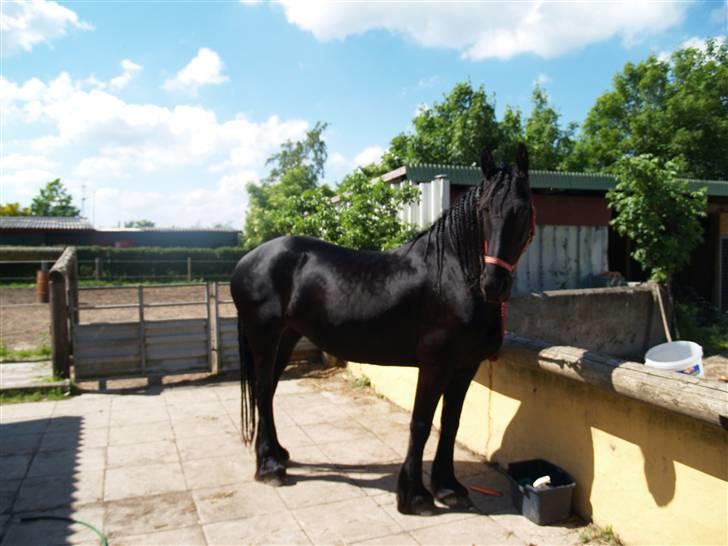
xmin=95 ymin=257 xmax=102 ymax=281
xmin=187 ymin=257 xmax=192 ymax=281
xmin=138 ymin=285 xmax=146 ymax=375
xmin=49 ymin=270 xmax=70 ymax=378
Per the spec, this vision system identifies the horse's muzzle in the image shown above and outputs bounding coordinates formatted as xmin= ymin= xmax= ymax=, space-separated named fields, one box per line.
xmin=480 ymin=269 xmax=512 ymax=304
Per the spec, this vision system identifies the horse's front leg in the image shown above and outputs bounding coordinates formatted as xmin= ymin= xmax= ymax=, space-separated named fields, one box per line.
xmin=397 ymin=366 xmax=447 ymax=515
xmin=430 ymin=363 xmax=479 ymax=510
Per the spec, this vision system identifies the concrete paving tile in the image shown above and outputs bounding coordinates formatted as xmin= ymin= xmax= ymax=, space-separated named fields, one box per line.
xmin=0 ymin=433 xmax=42 ymax=457
xmin=108 ymin=421 xmax=175 ymax=446
xmin=193 ymin=481 xmax=287 ymax=524
xmin=302 ymin=420 xmax=377 ymax=445
xmin=168 ymin=400 xmax=227 ymax=421
xmin=106 ymin=440 xmax=179 ymax=468
xmin=110 ymin=394 xmax=166 ymax=411
xmin=104 ymin=491 xmax=198 ymax=539
xmin=211 ymin=383 xmax=242 ymax=400
xmin=46 ymin=414 xmax=109 ymax=433
xmin=27 ymin=447 xmax=106 ymax=478
xmin=170 ymin=415 xmax=236 ymax=438
xmin=0 ymin=456 xmax=30 ymax=480
xmin=0 ymin=480 xmax=21 ymax=515
xmin=13 ymin=470 xmax=104 ymax=512
xmin=40 ymin=428 xmax=109 ymax=451
xmin=293 ymin=495 xmax=403 ymax=545
xmin=371 ymin=492 xmax=478 ymax=532
xmin=317 ymin=434 xmax=401 ymax=466
xmin=182 ymin=455 xmax=253 ymax=490
xmin=203 ymin=511 xmax=311 ymax=545
xmin=354 ymin=531 xmax=419 ymax=545
xmin=409 ymin=515 xmax=526 ymax=545
xmin=109 ymin=408 xmax=169 ymax=427
xmin=275 ymin=424 xmax=315 ymax=449
xmin=276 ymin=393 xmax=347 ymax=426
xmin=275 ymin=378 xmax=317 ymax=395
xmin=490 ymin=513 xmax=586 ymax=546
xmin=52 ymin=402 xmax=111 ymax=418
xmin=163 ymin=388 xmax=219 ymax=406
xmin=277 ymin=469 xmax=365 ymax=510
xmin=0 ymin=420 xmax=49 ymax=437
xmin=0 ymin=503 xmax=105 ymax=546
xmin=175 ymin=431 xmax=251 ymax=462
xmin=113 ymin=525 xmax=206 ymax=546
xmin=104 ymin=461 xmax=186 ymax=501
xmin=463 ymin=470 xmax=518 ymax=516
xmin=1 ymin=401 xmax=56 ymax=421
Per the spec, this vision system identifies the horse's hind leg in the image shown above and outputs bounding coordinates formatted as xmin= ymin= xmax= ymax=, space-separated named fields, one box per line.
xmin=397 ymin=366 xmax=447 ymax=515
xmin=270 ymin=327 xmax=302 ymax=464
xmin=430 ymin=363 xmax=479 ymax=510
xmin=248 ymin=324 xmax=288 ymax=485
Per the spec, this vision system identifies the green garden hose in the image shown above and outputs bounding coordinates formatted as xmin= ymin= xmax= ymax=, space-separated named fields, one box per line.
xmin=20 ymin=515 xmax=108 ymax=546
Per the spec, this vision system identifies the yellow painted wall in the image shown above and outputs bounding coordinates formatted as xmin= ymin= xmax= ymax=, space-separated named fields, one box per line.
xmin=348 ymin=359 xmax=728 ymax=546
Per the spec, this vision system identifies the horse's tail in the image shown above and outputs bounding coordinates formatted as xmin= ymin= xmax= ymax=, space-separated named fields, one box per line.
xmin=238 ymin=317 xmax=256 ymax=446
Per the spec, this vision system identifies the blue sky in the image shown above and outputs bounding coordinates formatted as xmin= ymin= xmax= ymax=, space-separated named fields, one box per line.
xmin=2 ymin=0 xmax=726 ymax=228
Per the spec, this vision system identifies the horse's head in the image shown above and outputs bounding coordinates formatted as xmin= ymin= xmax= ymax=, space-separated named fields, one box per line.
xmin=478 ymin=143 xmax=535 ymax=304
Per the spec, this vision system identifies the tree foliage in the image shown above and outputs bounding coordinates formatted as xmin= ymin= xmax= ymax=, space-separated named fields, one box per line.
xmin=30 ymin=179 xmax=80 ymax=217
xmin=243 ymin=122 xmax=419 ymax=251
xmin=570 ymin=39 xmax=727 ymax=179
xmin=525 ymin=86 xmax=576 ymax=170
xmin=124 ymin=219 xmax=156 ymax=228
xmin=607 ymin=155 xmax=707 ymax=284
xmin=0 ymin=203 xmax=31 ymax=216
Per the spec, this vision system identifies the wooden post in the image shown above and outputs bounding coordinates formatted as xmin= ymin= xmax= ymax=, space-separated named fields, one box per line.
xmin=138 ymin=285 xmax=146 ymax=375
xmin=187 ymin=257 xmax=192 ymax=281
xmin=49 ymin=271 xmax=70 ymax=378
xmin=95 ymin=257 xmax=102 ymax=281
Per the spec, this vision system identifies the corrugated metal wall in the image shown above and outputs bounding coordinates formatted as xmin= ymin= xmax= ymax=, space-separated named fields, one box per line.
xmin=398 ymin=176 xmax=609 ymax=293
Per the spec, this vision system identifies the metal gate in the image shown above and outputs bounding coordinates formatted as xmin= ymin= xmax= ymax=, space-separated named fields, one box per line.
xmin=72 ymin=283 xmax=212 ymax=380
xmin=71 ymin=282 xmax=318 ymax=380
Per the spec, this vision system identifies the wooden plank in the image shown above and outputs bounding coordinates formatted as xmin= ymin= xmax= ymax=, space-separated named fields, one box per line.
xmin=503 ymin=335 xmax=728 ymax=430
xmin=49 ymin=271 xmax=70 ymax=378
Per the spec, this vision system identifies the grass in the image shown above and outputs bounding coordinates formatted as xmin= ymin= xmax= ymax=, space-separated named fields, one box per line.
xmin=0 ymin=386 xmax=70 ymax=405
xmin=674 ymin=302 xmax=728 ymax=355
xmin=350 ymin=374 xmax=372 ymax=390
xmin=0 ymin=342 xmax=51 ymax=363
xmin=579 ymin=524 xmax=624 ymax=546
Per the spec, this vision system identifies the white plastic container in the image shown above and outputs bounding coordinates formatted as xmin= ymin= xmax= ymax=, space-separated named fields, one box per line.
xmin=645 ymin=341 xmax=704 ymax=377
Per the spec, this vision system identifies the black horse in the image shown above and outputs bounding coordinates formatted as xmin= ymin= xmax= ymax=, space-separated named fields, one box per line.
xmin=231 ymin=144 xmax=535 ymax=515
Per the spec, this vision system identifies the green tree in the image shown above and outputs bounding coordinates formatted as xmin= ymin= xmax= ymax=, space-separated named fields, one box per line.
xmin=243 ymin=122 xmax=328 ymax=248
xmin=524 ymin=86 xmax=576 ymax=170
xmin=382 ymin=82 xmax=500 ymax=168
xmin=0 ymin=203 xmax=31 ymax=216
xmin=287 ymin=171 xmax=420 ymax=251
xmin=607 ymin=154 xmax=707 ymax=284
xmin=124 ymin=219 xmax=155 ymax=228
xmin=30 ymin=179 xmax=80 ymax=217
xmin=571 ymin=39 xmax=727 ymax=178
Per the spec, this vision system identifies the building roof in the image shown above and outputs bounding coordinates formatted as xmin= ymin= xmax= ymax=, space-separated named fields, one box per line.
xmin=382 ymin=164 xmax=728 ymax=197
xmin=0 ymin=216 xmax=94 ymax=231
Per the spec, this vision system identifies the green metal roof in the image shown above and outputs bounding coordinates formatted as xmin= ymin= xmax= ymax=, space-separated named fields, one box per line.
xmin=383 ymin=164 xmax=728 ymax=197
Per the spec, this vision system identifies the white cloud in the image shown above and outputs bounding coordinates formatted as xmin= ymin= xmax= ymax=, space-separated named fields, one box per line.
xmin=2 ymin=71 xmax=310 ymax=227
xmin=0 ymin=0 xmax=92 ymax=55
xmin=354 ymin=146 xmax=384 ymax=167
xmin=279 ymin=1 xmax=689 ymax=60
xmin=658 ymin=35 xmax=726 ymax=63
xmin=163 ymin=48 xmax=229 ymax=93
xmin=534 ymin=73 xmax=551 ymax=86
xmin=110 ymin=59 xmax=142 ymax=90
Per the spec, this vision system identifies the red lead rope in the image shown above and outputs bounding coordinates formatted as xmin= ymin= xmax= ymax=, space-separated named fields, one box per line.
xmin=484 ymin=204 xmax=536 ymax=362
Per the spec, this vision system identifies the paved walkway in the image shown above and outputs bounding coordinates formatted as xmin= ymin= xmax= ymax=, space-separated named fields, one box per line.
xmin=1 ymin=370 xmax=586 ymax=545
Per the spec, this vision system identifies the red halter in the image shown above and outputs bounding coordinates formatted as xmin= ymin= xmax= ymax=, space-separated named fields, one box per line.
xmin=483 ymin=204 xmax=537 ymax=361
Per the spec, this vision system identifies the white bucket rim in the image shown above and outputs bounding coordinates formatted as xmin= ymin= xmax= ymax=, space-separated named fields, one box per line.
xmin=645 ymin=340 xmax=703 ymax=371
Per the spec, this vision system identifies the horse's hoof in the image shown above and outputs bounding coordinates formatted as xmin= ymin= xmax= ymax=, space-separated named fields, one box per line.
xmin=397 ymin=493 xmax=437 ymax=516
xmin=255 ymin=466 xmax=287 ymax=486
xmin=436 ymin=490 xmax=476 ymax=511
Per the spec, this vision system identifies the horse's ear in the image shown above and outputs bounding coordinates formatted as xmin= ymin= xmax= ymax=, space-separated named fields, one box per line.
xmin=515 ymin=143 xmax=529 ymax=176
xmin=480 ymin=147 xmax=497 ymax=179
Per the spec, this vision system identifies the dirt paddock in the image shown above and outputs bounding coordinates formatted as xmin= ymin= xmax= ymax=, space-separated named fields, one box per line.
xmin=0 ymin=285 xmax=236 ymax=350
